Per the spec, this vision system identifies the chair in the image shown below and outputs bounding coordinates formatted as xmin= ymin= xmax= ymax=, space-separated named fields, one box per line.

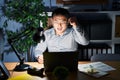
xmin=91 ymin=54 xmax=120 ymax=61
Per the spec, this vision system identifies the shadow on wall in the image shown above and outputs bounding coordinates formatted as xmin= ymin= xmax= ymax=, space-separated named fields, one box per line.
xmin=3 ymin=52 xmax=19 ymax=62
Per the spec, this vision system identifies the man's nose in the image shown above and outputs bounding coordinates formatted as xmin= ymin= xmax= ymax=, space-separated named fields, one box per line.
xmin=58 ymin=23 xmax=62 ymax=26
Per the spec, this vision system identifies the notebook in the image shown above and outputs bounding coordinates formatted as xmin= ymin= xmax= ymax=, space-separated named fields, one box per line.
xmin=43 ymin=51 xmax=79 ymax=72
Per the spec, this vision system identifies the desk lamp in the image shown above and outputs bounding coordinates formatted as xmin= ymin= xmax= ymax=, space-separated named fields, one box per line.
xmin=7 ymin=27 xmax=45 ymax=71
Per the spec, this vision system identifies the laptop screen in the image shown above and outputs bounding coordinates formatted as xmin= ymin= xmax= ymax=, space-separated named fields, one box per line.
xmin=43 ymin=51 xmax=79 ymax=72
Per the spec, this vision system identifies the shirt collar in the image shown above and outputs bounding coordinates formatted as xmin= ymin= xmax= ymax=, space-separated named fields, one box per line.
xmin=51 ymin=28 xmax=71 ymax=36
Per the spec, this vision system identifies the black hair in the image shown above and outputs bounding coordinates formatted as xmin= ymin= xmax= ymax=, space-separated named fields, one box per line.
xmin=52 ymin=8 xmax=70 ymax=19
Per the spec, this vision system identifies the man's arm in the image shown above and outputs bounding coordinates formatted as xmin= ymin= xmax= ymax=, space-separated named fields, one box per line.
xmin=69 ymin=17 xmax=89 ymax=45
xmin=34 ymin=41 xmax=47 ymax=63
xmin=73 ymin=26 xmax=89 ymax=45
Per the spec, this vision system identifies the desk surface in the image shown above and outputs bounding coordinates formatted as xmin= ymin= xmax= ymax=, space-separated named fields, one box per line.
xmin=5 ymin=61 xmax=120 ymax=80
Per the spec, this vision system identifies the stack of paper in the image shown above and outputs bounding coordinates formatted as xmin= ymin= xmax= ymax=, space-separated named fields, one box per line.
xmin=78 ymin=62 xmax=116 ymax=78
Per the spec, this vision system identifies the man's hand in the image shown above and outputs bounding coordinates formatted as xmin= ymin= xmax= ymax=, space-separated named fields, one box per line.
xmin=37 ymin=55 xmax=44 ymax=64
xmin=68 ymin=17 xmax=78 ymax=28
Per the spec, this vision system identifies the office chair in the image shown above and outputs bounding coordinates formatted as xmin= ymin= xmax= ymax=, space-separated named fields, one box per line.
xmin=91 ymin=54 xmax=120 ymax=61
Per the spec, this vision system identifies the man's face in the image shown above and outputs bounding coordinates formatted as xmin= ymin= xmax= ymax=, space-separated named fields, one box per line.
xmin=52 ymin=15 xmax=68 ymax=35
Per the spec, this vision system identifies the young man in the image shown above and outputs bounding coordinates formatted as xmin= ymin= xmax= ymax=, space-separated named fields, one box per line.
xmin=35 ymin=8 xmax=89 ymax=63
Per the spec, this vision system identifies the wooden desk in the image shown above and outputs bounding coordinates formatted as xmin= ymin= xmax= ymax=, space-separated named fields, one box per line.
xmin=5 ymin=61 xmax=120 ymax=80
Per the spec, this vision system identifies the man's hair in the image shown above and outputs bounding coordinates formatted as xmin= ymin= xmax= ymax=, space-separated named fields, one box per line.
xmin=52 ymin=8 xmax=70 ymax=19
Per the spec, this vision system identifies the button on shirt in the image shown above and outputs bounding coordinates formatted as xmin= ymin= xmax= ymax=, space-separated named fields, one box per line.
xmin=35 ymin=26 xmax=89 ymax=58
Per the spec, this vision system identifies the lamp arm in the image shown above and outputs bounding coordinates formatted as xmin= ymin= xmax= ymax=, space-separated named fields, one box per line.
xmin=10 ymin=29 xmax=32 ymax=42
xmin=8 ymin=39 xmax=30 ymax=71
xmin=8 ymin=39 xmax=24 ymax=64
xmin=7 ymin=27 xmax=44 ymax=62
xmin=6 ymin=27 xmax=45 ymax=71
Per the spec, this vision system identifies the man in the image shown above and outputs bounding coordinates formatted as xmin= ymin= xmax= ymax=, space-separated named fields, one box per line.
xmin=35 ymin=8 xmax=89 ymax=63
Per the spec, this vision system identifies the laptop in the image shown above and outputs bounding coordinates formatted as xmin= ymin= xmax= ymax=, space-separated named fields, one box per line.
xmin=43 ymin=51 xmax=79 ymax=72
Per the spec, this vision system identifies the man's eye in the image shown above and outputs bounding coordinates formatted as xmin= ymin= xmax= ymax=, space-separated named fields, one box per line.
xmin=62 ymin=22 xmax=66 ymax=23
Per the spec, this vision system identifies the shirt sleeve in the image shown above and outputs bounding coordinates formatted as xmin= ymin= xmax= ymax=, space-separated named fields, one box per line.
xmin=72 ymin=26 xmax=89 ymax=45
xmin=34 ymin=41 xmax=47 ymax=58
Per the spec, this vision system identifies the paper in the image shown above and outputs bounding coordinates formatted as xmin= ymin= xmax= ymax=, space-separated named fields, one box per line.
xmin=78 ymin=62 xmax=115 ymax=78
xmin=78 ymin=62 xmax=116 ymax=72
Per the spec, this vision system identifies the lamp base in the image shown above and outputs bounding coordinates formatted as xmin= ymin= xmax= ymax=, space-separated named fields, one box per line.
xmin=14 ymin=63 xmax=30 ymax=71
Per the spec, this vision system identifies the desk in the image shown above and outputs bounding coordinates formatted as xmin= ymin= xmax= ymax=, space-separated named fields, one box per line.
xmin=5 ymin=61 xmax=120 ymax=80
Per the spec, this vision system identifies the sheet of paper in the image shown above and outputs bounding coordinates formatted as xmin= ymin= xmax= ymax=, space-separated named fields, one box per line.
xmin=78 ymin=62 xmax=116 ymax=72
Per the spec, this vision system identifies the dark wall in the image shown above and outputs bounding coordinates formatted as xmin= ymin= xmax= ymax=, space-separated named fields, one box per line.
xmin=90 ymin=22 xmax=112 ymax=40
